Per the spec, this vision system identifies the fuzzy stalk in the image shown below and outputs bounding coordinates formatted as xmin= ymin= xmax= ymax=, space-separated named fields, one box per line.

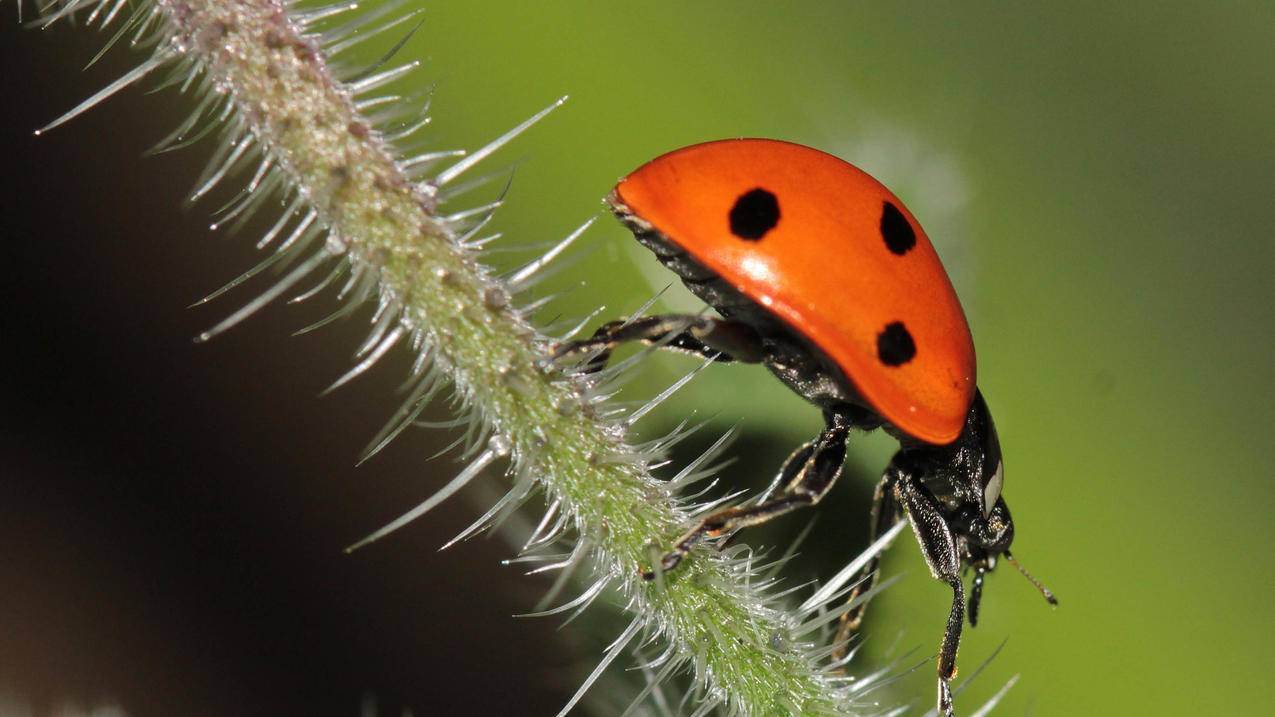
xmin=41 ymin=0 xmax=866 ymax=713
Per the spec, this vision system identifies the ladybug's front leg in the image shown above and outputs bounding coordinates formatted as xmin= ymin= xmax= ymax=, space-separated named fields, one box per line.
xmin=896 ymin=474 xmax=966 ymax=717
xmin=968 ymin=562 xmax=989 ymax=627
xmin=642 ymin=412 xmax=852 ymax=579
xmin=550 ymin=314 xmax=763 ymax=373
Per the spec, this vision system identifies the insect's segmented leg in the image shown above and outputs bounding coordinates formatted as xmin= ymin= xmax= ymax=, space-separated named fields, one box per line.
xmin=832 ymin=467 xmax=903 ymax=660
xmin=968 ymin=562 xmax=989 ymax=627
xmin=551 ymin=314 xmax=764 ymax=373
xmin=751 ymin=440 xmax=817 ymax=506
xmin=895 ymin=475 xmax=966 ymax=717
xmin=643 ymin=413 xmax=851 ymax=579
xmin=713 ymin=439 xmax=816 ymax=548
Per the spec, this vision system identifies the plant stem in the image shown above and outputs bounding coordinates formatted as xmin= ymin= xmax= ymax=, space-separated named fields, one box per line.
xmin=38 ymin=0 xmax=864 ymax=712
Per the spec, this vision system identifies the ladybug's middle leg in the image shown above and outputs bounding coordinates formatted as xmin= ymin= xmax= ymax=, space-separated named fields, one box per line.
xmin=831 ymin=466 xmax=903 ymax=661
xmin=551 ymin=314 xmax=763 ymax=373
xmin=643 ymin=411 xmax=852 ymax=579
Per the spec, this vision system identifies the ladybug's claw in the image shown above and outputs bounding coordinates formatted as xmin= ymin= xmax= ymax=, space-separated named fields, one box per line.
xmin=938 ymin=679 xmax=955 ymax=717
xmin=640 ymin=549 xmax=687 ymax=581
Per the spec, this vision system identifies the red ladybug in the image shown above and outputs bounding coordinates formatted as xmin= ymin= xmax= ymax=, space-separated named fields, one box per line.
xmin=555 ymin=139 xmax=1055 ymax=716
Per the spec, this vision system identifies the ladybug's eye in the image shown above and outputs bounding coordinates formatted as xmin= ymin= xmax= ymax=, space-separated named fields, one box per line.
xmin=729 ymin=188 xmax=780 ymax=241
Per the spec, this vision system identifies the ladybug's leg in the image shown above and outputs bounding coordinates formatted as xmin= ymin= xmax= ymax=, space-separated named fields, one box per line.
xmin=831 ymin=467 xmax=903 ymax=660
xmin=643 ymin=412 xmax=851 ymax=579
xmin=895 ymin=474 xmax=966 ymax=717
xmin=717 ymin=439 xmax=816 ymax=546
xmin=551 ymin=315 xmax=763 ymax=373
xmin=752 ymin=440 xmax=817 ymax=505
xmin=968 ymin=561 xmax=989 ymax=627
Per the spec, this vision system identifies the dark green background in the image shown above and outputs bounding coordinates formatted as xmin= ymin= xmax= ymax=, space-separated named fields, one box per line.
xmin=5 ymin=2 xmax=1274 ymax=715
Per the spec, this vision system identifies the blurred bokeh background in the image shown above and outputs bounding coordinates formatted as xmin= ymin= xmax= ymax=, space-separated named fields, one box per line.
xmin=3 ymin=2 xmax=1274 ymax=715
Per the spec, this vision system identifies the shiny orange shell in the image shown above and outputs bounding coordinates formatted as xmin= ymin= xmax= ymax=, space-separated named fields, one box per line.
xmin=612 ymin=139 xmax=975 ymax=444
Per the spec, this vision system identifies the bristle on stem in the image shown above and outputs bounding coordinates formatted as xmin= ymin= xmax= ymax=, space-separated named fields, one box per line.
xmin=433 ymin=95 xmax=567 ymax=187
xmin=345 ymin=436 xmax=510 ymax=553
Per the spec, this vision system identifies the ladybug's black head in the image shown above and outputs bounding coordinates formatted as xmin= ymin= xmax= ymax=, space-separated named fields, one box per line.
xmin=946 ymin=391 xmax=1057 ymax=620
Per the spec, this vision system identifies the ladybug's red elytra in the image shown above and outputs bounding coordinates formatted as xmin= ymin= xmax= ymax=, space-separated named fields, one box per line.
xmin=554 ymin=139 xmax=1056 ymax=717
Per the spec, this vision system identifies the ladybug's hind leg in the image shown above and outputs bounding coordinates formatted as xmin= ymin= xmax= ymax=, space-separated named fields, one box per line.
xmin=643 ymin=411 xmax=852 ymax=578
xmin=550 ymin=314 xmax=763 ymax=373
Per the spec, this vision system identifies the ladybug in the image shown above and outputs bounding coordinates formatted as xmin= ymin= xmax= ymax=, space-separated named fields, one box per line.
xmin=553 ymin=139 xmax=1056 ymax=716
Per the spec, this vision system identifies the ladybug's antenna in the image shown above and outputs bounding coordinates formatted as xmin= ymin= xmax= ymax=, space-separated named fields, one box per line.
xmin=1004 ymin=551 xmax=1059 ymax=606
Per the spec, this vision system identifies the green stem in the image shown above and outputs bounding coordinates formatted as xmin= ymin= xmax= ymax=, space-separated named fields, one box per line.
xmin=47 ymin=0 xmax=865 ymax=712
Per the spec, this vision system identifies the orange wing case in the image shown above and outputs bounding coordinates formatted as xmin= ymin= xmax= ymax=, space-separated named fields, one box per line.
xmin=614 ymin=139 xmax=975 ymax=444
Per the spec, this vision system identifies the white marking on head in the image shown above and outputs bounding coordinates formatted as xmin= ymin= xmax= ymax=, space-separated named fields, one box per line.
xmin=983 ymin=460 xmax=1004 ymax=517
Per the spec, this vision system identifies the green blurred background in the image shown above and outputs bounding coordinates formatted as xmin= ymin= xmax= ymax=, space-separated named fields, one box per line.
xmin=5 ymin=2 xmax=1275 ymax=715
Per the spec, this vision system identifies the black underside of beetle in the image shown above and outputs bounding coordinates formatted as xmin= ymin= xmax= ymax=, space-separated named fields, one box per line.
xmin=614 ymin=209 xmax=871 ymax=416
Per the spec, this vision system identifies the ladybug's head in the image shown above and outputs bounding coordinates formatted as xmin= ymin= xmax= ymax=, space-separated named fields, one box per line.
xmin=957 ymin=391 xmax=1057 ymax=622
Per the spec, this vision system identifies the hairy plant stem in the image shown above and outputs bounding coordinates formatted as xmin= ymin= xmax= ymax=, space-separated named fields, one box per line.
xmin=44 ymin=0 xmax=861 ymax=712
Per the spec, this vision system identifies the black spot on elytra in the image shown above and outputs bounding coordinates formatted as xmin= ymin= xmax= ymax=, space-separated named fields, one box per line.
xmin=729 ymin=188 xmax=780 ymax=240
xmin=877 ymin=321 xmax=916 ymax=366
xmin=880 ymin=201 xmax=916 ymax=255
